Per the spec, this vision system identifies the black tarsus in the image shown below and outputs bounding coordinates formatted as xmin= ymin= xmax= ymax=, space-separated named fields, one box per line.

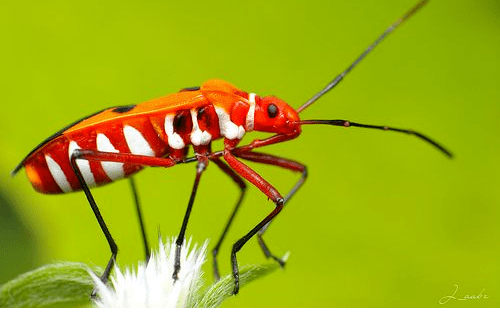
xmin=297 ymin=0 xmax=429 ymax=112
xmin=231 ymin=198 xmax=284 ymax=295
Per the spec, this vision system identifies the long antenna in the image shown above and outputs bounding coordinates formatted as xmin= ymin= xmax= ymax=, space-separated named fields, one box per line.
xmin=297 ymin=0 xmax=429 ymax=113
xmin=298 ymin=119 xmax=453 ymax=158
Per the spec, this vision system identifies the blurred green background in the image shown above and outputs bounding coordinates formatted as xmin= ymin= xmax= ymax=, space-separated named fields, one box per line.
xmin=0 ymin=0 xmax=498 ymax=307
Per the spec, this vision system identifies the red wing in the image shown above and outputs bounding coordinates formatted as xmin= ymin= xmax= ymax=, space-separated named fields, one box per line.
xmin=63 ymin=90 xmax=207 ymax=135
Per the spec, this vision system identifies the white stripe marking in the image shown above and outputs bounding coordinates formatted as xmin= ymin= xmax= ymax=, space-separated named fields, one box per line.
xmin=68 ymin=141 xmax=97 ymax=187
xmin=245 ymin=93 xmax=256 ymax=131
xmin=237 ymin=125 xmax=245 ymax=139
xmin=96 ymin=133 xmax=124 ymax=180
xmin=124 ymin=125 xmax=155 ymax=156
xmin=45 ymin=155 xmax=72 ymax=193
xmin=214 ymin=105 xmax=245 ymax=140
xmin=164 ymin=114 xmax=186 ymax=149
xmin=190 ymin=109 xmax=212 ymax=146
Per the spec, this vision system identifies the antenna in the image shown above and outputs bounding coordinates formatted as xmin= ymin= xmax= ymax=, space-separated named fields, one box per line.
xmin=297 ymin=0 xmax=429 ymax=113
xmin=298 ymin=119 xmax=453 ymax=157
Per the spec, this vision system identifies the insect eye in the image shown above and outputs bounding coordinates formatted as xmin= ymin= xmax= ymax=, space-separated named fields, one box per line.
xmin=267 ymin=103 xmax=278 ymax=118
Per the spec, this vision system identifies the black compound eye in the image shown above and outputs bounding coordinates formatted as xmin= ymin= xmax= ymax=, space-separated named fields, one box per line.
xmin=267 ymin=103 xmax=279 ymax=118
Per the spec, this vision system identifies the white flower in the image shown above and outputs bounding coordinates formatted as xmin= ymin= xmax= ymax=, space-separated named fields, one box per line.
xmin=91 ymin=238 xmax=207 ymax=308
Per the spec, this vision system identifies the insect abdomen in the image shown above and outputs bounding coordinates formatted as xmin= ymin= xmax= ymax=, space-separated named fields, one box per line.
xmin=24 ymin=118 xmax=168 ymax=194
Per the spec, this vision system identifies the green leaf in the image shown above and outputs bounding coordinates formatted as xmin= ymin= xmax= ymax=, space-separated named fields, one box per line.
xmin=194 ymin=254 xmax=288 ymax=308
xmin=0 ymin=262 xmax=99 ymax=308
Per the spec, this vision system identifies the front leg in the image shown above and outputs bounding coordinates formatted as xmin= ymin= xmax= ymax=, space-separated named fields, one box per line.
xmin=223 ymin=149 xmax=284 ymax=294
xmin=202 ymin=133 xmax=300 ymax=161
xmin=234 ymin=151 xmax=308 ymax=265
xmin=235 ymin=132 xmax=300 ymax=153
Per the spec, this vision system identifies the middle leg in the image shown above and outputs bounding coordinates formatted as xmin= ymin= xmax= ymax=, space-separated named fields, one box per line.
xmin=223 ymin=150 xmax=284 ymax=294
xmin=172 ymin=160 xmax=207 ymax=280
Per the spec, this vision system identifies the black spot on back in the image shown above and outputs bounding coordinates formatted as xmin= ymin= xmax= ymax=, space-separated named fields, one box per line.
xmin=179 ymin=86 xmax=200 ymax=92
xmin=112 ymin=104 xmax=136 ymax=113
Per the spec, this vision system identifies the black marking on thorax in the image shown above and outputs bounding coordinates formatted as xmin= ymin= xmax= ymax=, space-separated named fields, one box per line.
xmin=112 ymin=104 xmax=136 ymax=113
xmin=179 ymin=86 xmax=200 ymax=92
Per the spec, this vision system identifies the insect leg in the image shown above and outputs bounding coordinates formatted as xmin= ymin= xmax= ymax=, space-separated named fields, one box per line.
xmin=235 ymin=151 xmax=307 ymax=204
xmin=202 ymin=133 xmax=300 ymax=161
xmin=172 ymin=160 xmax=207 ymax=281
xmin=235 ymin=151 xmax=307 ymax=265
xmin=233 ymin=133 xmax=300 ymax=154
xmin=129 ymin=177 xmax=150 ymax=262
xmin=70 ymin=152 xmax=117 ymax=296
xmin=210 ymin=158 xmax=247 ymax=281
xmin=74 ymin=150 xmax=178 ymax=168
xmin=69 ymin=149 xmax=177 ymax=294
xmin=223 ymin=150 xmax=284 ymax=294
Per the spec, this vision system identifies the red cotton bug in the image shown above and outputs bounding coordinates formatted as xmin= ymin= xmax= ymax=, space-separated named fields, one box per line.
xmin=12 ymin=0 xmax=450 ymax=295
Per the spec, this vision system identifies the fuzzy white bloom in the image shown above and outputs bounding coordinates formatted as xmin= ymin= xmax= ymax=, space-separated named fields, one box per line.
xmin=91 ymin=238 xmax=207 ymax=308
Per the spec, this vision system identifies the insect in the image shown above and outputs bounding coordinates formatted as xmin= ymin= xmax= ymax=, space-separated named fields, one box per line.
xmin=12 ymin=0 xmax=450 ymax=295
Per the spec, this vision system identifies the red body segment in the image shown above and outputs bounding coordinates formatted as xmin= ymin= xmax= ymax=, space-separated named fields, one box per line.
xmin=15 ymin=79 xmax=302 ymax=194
